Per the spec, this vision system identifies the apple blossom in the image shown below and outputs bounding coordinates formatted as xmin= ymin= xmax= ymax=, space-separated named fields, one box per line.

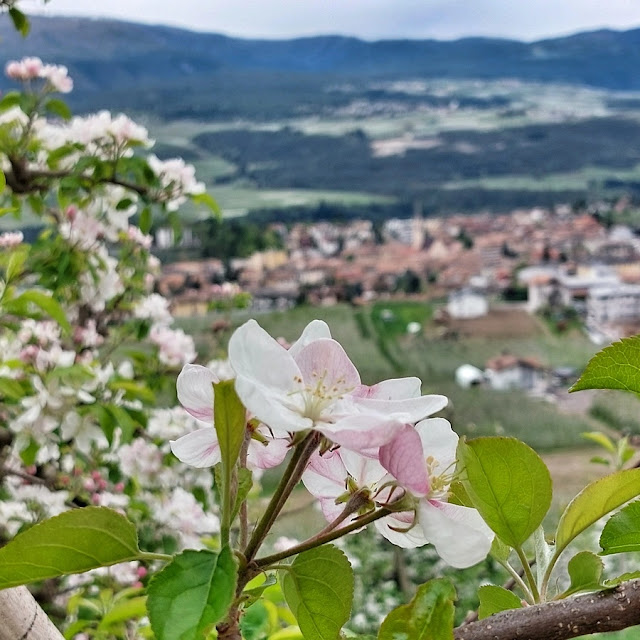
xmin=228 ymin=319 xmax=447 ymax=453
xmin=375 ymin=419 xmax=494 ymax=568
xmin=149 ymin=325 xmax=196 ymax=368
xmin=0 ymin=230 xmax=24 ymax=247
xmin=170 ymin=363 xmax=289 ymax=469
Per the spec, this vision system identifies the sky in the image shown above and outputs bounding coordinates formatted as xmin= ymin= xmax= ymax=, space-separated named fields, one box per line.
xmin=25 ymin=0 xmax=640 ymax=41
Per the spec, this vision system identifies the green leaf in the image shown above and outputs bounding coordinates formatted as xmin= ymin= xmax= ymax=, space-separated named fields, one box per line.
xmin=108 ymin=380 xmax=156 ymax=404
xmin=16 ymin=290 xmax=71 ymax=333
xmin=242 ymin=573 xmax=277 ymax=608
xmin=604 ymin=570 xmax=640 ymax=588
xmin=5 ymin=246 xmax=28 ymax=283
xmin=447 ymin=480 xmax=473 ymax=507
xmin=240 ymin=601 xmax=271 ymax=640
xmin=600 ymin=499 xmax=640 ymax=555
xmin=269 ymin=628 xmax=304 ymax=640
xmin=0 ymin=507 xmax=141 ymax=589
xmin=555 ymin=468 xmax=640 ymax=556
xmin=45 ymin=97 xmax=72 ymax=120
xmin=98 ymin=595 xmax=147 ymax=630
xmin=281 ymin=545 xmax=353 ymax=640
xmin=0 ymin=377 xmax=25 ymax=401
xmin=147 ymin=546 xmax=237 ymax=640
xmin=9 ymin=7 xmax=29 ymax=36
xmin=378 ymin=578 xmax=455 ymax=640
xmin=0 ymin=170 xmax=5 ymax=194
xmin=581 ymin=431 xmax=616 ymax=453
xmin=489 ymin=536 xmax=512 ymax=562
xmin=0 ymin=92 xmax=21 ymax=113
xmin=477 ymin=585 xmax=522 ymax=619
xmin=571 ymin=336 xmax=640 ymax=393
xmin=214 ymin=379 xmax=246 ymax=482
xmin=457 ymin=437 xmax=552 ymax=548
xmin=560 ymin=551 xmax=604 ymax=597
xmin=46 ymin=142 xmax=83 ymax=169
xmin=139 ymin=206 xmax=152 ymax=234
xmin=191 ymin=192 xmax=221 ymax=215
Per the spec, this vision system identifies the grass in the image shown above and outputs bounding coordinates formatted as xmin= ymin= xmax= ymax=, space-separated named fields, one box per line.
xmin=589 ymin=390 xmax=640 ymax=435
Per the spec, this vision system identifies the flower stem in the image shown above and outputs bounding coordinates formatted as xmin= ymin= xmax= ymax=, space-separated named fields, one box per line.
xmin=243 ymin=431 xmax=321 ymax=562
xmin=495 ymin=557 xmax=534 ymax=604
xmin=138 ymin=551 xmax=173 ymax=563
xmin=255 ymin=506 xmax=392 ymax=568
xmin=516 ymin=546 xmax=541 ymax=603
xmin=239 ymin=429 xmax=252 ymax=550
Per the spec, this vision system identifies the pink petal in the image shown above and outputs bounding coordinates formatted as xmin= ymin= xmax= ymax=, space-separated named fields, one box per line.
xmin=288 ymin=320 xmax=332 ymax=359
xmin=295 ymin=338 xmax=361 ymax=392
xmin=379 ymin=425 xmax=429 ymax=497
xmin=418 ymin=501 xmax=494 ymax=568
xmin=302 ymin=450 xmax=348 ymax=499
xmin=176 ymin=364 xmax=218 ymax=421
xmin=246 ymin=437 xmax=289 ymax=470
xmin=170 ymin=428 xmax=220 ymax=468
xmin=319 ymin=415 xmax=406 ymax=454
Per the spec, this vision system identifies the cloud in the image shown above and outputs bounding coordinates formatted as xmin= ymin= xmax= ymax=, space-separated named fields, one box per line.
xmin=28 ymin=0 xmax=640 ymax=41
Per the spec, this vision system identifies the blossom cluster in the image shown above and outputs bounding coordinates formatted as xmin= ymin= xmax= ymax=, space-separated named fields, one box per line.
xmin=5 ymin=56 xmax=73 ymax=92
xmin=0 ymin=58 xmax=205 ymax=564
xmin=2 ymin=58 xmax=203 ymax=211
xmin=173 ymin=319 xmax=494 ymax=568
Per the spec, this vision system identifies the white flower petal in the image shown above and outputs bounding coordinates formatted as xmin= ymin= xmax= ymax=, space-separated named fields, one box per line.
xmin=418 ymin=500 xmax=494 ymax=568
xmin=354 ymin=377 xmax=422 ymax=400
xmin=176 ymin=364 xmax=218 ymax=421
xmin=229 ymin=320 xmax=306 ymax=431
xmin=170 ymin=428 xmax=221 ymax=468
xmin=354 ymin=394 xmax=448 ymax=423
xmin=375 ymin=512 xmax=428 ymax=548
xmin=415 ymin=418 xmax=458 ymax=475
xmin=235 ymin=374 xmax=310 ymax=432
xmin=288 ymin=320 xmax=332 ymax=359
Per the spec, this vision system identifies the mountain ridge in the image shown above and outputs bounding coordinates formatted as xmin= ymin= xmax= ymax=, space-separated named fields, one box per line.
xmin=1 ymin=16 xmax=639 ymax=94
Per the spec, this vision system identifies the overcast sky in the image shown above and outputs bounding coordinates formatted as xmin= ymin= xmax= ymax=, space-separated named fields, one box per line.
xmin=25 ymin=0 xmax=640 ymax=41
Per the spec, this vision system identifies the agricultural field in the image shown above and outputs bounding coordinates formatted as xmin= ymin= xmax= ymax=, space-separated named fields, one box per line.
xmin=141 ymin=78 xmax=640 ymax=220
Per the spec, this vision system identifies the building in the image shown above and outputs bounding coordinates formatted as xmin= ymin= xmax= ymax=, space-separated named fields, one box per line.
xmin=485 ymin=354 xmax=545 ymax=391
xmin=447 ymin=289 xmax=489 ymax=319
xmin=587 ymin=284 xmax=640 ymax=327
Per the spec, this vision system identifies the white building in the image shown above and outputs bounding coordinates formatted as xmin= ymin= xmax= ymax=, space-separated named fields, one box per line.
xmin=484 ymin=354 xmax=545 ymax=391
xmin=447 ymin=289 xmax=488 ymax=319
xmin=455 ymin=364 xmax=485 ymax=388
xmin=587 ymin=284 xmax=640 ymax=328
